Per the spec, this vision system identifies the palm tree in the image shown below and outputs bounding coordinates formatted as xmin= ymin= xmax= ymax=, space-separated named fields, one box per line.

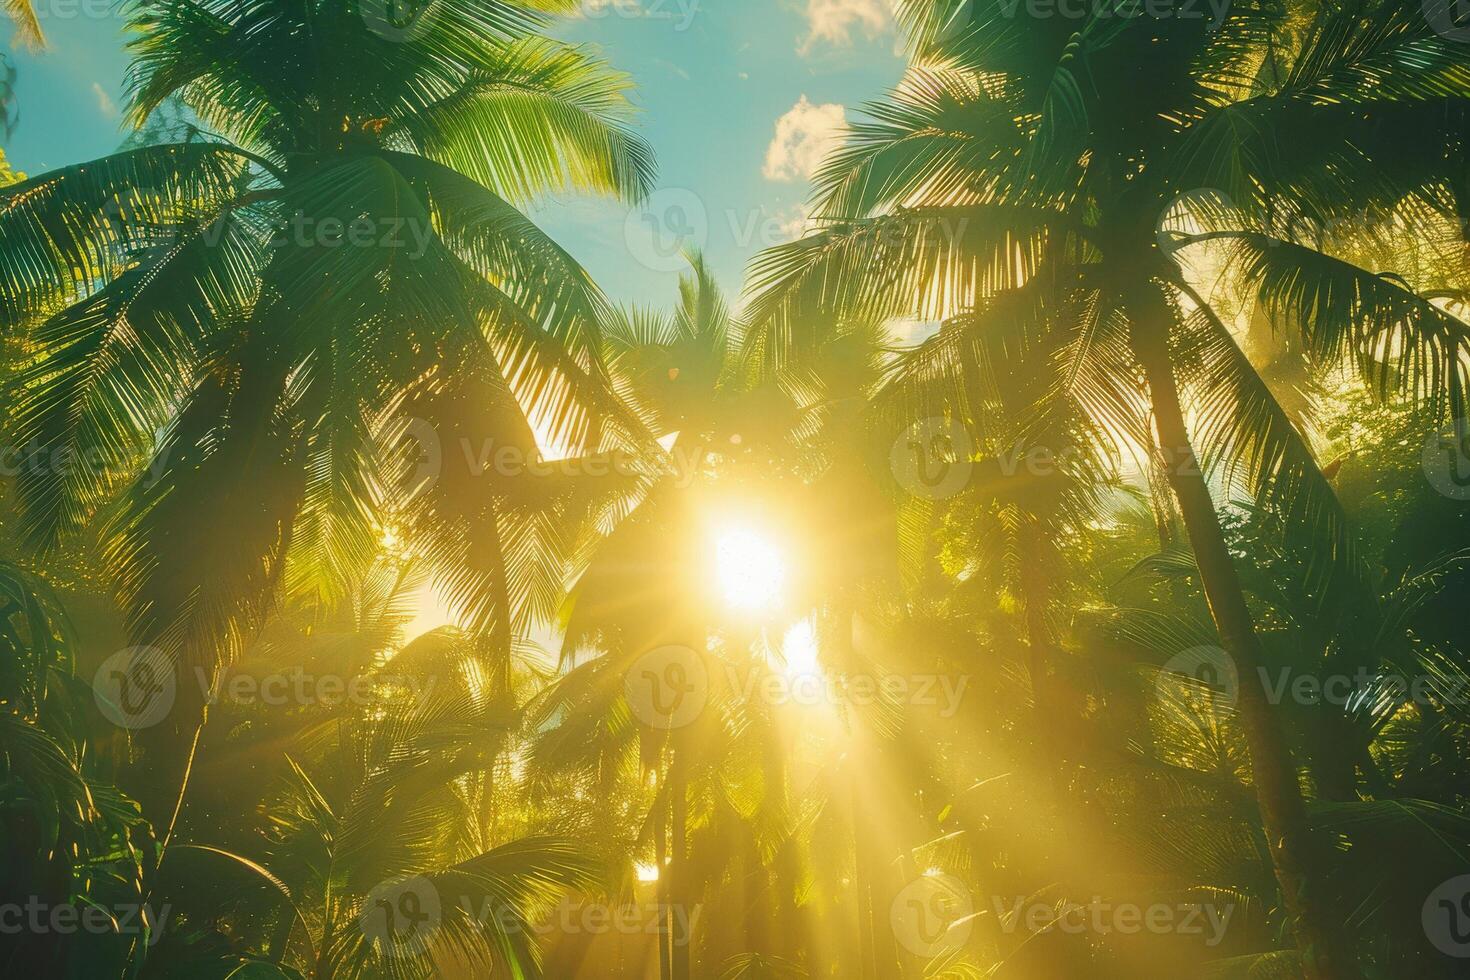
xmin=1100 ymin=487 xmax=1470 ymax=976
xmin=168 ymin=667 xmax=603 ymax=979
xmin=3 ymin=0 xmax=43 ymax=49
xmin=1 ymin=561 xmax=158 ymax=974
xmin=528 ymin=257 xmax=905 ymax=978
xmin=0 ymin=0 xmax=654 ymax=823
xmin=743 ymin=2 xmax=1470 ymax=975
xmin=550 ymin=260 xmax=961 ymax=979
xmin=538 ymin=255 xmax=764 ymax=980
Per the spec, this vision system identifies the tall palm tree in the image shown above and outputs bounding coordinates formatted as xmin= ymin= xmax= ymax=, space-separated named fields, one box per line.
xmin=555 ymin=261 xmax=957 ymax=979
xmin=743 ymin=2 xmax=1470 ymax=976
xmin=170 ymin=686 xmax=602 ymax=980
xmin=542 ymin=255 xmax=763 ymax=980
xmin=529 ymin=257 xmax=883 ymax=978
xmin=0 ymin=0 xmax=654 ymax=819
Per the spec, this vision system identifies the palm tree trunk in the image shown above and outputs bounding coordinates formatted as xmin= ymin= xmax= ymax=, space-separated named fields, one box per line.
xmin=669 ymin=743 xmax=691 ymax=980
xmin=269 ymin=904 xmax=296 ymax=963
xmin=1130 ymin=290 xmax=1353 ymax=980
xmin=1021 ymin=544 xmax=1052 ymax=717
xmin=655 ymin=774 xmax=672 ymax=980
xmin=851 ymin=776 xmax=878 ymax=980
xmin=832 ymin=604 xmax=903 ymax=980
xmin=131 ymin=707 xmax=207 ymax=933
xmin=1017 ymin=531 xmax=1065 ymax=805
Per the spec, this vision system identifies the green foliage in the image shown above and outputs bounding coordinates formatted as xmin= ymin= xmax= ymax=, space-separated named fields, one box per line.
xmin=0 ymin=145 xmax=22 ymax=186
xmin=5 ymin=2 xmax=1470 ymax=980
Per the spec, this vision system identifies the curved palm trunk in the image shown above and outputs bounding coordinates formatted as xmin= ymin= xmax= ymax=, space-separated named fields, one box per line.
xmin=1130 ymin=291 xmax=1353 ymax=980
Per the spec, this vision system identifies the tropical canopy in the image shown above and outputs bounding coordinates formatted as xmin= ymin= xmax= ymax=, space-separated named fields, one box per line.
xmin=4 ymin=2 xmax=1470 ymax=979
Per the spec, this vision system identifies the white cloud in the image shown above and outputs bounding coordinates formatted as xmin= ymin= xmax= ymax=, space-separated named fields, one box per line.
xmin=91 ymin=83 xmax=117 ymax=118
xmin=763 ymin=96 xmax=846 ymax=183
xmin=773 ymin=203 xmax=814 ymax=241
xmin=799 ymin=0 xmax=892 ymax=54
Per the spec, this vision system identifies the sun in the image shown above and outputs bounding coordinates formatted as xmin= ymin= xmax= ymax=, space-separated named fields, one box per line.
xmin=714 ymin=524 xmax=787 ymax=612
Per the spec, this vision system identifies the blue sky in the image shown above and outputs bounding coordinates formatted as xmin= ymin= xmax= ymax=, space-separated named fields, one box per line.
xmin=2 ymin=0 xmax=909 ymax=307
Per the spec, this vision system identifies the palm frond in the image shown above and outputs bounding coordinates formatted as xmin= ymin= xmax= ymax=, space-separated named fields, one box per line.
xmin=0 ymin=144 xmax=250 ymax=326
xmin=7 ymin=210 xmax=264 ymax=549
xmin=394 ymin=36 xmax=655 ymax=204
xmin=1229 ymin=235 xmax=1470 ymax=420
xmin=743 ymin=206 xmax=1062 ymax=372
xmin=3 ymin=0 xmax=44 ymax=49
